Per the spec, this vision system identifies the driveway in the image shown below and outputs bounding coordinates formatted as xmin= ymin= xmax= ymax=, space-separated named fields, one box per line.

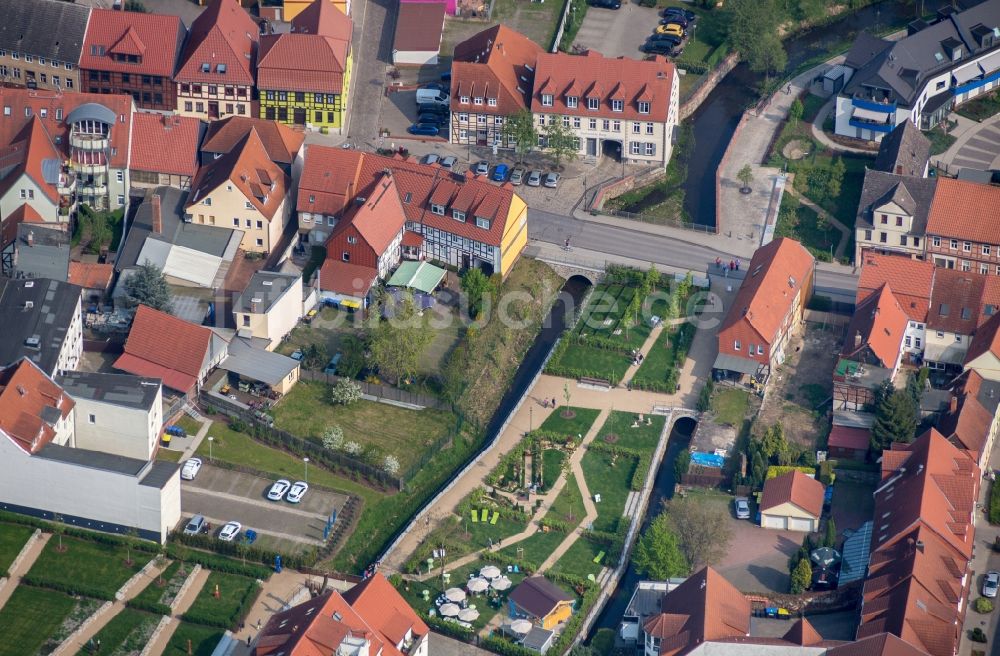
xmin=716 ymin=518 xmax=803 ymax=594
xmin=950 ymin=123 xmax=1000 ymax=171
xmin=572 ymin=1 xmax=661 ymax=58
xmin=180 ymin=464 xmax=349 ymax=547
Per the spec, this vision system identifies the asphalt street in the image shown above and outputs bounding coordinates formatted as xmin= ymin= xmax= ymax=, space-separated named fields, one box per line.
xmin=527 ymin=208 xmax=859 ymax=303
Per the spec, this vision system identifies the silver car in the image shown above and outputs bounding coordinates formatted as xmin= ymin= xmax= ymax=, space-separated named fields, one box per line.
xmin=984 ymin=571 xmax=1000 ymax=598
xmin=218 ymin=521 xmax=242 ymax=542
xmin=473 ymin=160 xmax=490 ymax=175
xmin=526 ymin=170 xmax=542 ymax=187
xmin=267 ymin=479 xmax=291 ymax=501
xmin=286 ymin=481 xmax=309 ymax=503
xmin=421 ymin=153 xmax=440 ymax=165
xmin=440 ymin=156 xmax=457 ymax=170
xmin=510 ymin=168 xmax=525 ymax=185
xmin=544 ymin=172 xmax=560 ymax=188
xmin=734 ymin=497 xmax=750 ymax=520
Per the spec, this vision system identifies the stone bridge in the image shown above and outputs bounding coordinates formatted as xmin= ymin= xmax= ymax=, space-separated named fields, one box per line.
xmin=531 ymin=256 xmax=606 ymax=285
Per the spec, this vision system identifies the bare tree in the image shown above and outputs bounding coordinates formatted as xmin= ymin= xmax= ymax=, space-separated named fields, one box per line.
xmin=664 ymin=497 xmax=733 ymax=569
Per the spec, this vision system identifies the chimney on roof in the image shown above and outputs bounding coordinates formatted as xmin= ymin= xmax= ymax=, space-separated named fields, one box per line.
xmin=16 ymin=384 xmax=25 ymax=396
xmin=950 ymin=394 xmax=959 ymax=414
xmin=151 ymin=194 xmax=162 ymax=234
xmin=26 ymin=230 xmax=33 ymax=247
xmin=915 ymin=539 xmax=924 ymax=552
xmin=854 ymin=331 xmax=862 ymax=349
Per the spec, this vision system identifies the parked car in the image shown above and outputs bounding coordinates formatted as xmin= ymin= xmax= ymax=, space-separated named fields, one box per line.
xmin=985 ymin=571 xmax=1000 ymax=598
xmin=440 ymin=156 xmax=458 ymax=170
xmin=421 ymin=82 xmax=448 ymax=93
xmin=324 ymin=352 xmax=342 ymax=375
xmin=287 ymin=481 xmax=309 ymax=503
xmin=408 ymin=123 xmax=440 ymax=136
xmin=510 ymin=168 xmax=525 ymax=185
xmin=647 ymin=32 xmax=682 ymax=45
xmin=543 ymin=172 xmax=560 ymax=188
xmin=656 ymin=23 xmax=685 ymax=37
xmin=418 ymin=112 xmax=447 ymax=126
xmin=660 ymin=15 xmax=689 ymax=27
xmin=440 ymin=70 xmax=452 ymax=81
xmin=734 ymin=497 xmax=751 ymax=520
xmin=180 ymin=458 xmax=202 ymax=481
xmin=415 ymin=89 xmax=449 ymax=105
xmin=589 ymin=0 xmax=621 ymax=8
xmin=267 ymin=479 xmax=292 ymax=501
xmin=527 ymin=170 xmax=543 ymax=187
xmin=641 ymin=42 xmax=679 ymax=55
xmin=218 ymin=521 xmax=242 ymax=542
xmin=663 ymin=6 xmax=696 ymax=21
xmin=473 ymin=160 xmax=490 ymax=175
xmin=290 ymin=349 xmax=304 ymax=361
xmin=417 ymin=101 xmax=449 ymax=115
xmin=422 ymin=153 xmax=440 ymax=165
xmin=183 ymin=514 xmax=206 ymax=535
xmin=492 ymin=164 xmax=509 ymax=181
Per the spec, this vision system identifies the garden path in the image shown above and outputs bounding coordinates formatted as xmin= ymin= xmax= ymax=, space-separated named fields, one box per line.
xmin=781 ymin=184 xmax=851 ymax=260
xmin=809 ymin=100 xmax=878 ymax=155
xmin=0 ymin=532 xmax=50 ymax=613
xmin=53 ymin=557 xmax=173 ymax=656
xmin=143 ymin=567 xmax=210 ymax=656
xmin=623 ymin=323 xmax=664 ymax=385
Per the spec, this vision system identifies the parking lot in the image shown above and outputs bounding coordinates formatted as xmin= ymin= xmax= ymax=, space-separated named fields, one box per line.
xmin=179 ymin=464 xmax=350 ymax=548
xmin=571 ymin=1 xmax=662 ymax=58
xmin=381 ymin=89 xmax=450 ymax=142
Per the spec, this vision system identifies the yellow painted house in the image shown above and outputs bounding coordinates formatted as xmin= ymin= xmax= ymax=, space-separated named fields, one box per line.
xmin=258 ymin=0 xmax=353 ymax=132
xmin=283 ymin=0 xmax=349 ymax=21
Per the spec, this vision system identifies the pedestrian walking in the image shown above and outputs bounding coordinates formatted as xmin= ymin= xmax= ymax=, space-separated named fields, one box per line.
xmin=729 ymin=260 xmax=735 ymax=271
xmin=735 ymin=258 xmax=741 ymax=271
xmin=552 ymin=397 xmax=557 ymax=408
xmin=715 ymin=257 xmax=722 ymax=269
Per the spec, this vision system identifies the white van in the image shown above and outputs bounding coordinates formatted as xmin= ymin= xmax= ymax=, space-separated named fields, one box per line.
xmin=415 ymin=88 xmax=449 ymax=106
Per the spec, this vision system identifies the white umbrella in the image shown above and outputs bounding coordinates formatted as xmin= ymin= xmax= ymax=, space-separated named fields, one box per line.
xmin=480 ymin=565 xmax=502 ymax=580
xmin=510 ymin=619 xmax=532 ymax=634
xmin=445 ymin=587 xmax=466 ymax=603
xmin=458 ymin=608 xmax=480 ymax=622
xmin=467 ymin=577 xmax=489 ymax=593
xmin=439 ymin=602 xmax=461 ymax=617
xmin=491 ymin=576 xmax=512 ymax=591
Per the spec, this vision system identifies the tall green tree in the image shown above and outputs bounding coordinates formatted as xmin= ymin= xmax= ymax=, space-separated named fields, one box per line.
xmin=827 ymin=157 xmax=846 ymax=198
xmin=633 ymin=512 xmax=690 ymax=579
xmin=789 ymin=98 xmax=804 ymax=126
xmin=790 ymin=557 xmax=812 ymax=593
xmin=543 ymin=120 xmax=579 ymax=168
xmin=758 ymin=423 xmax=787 ymax=462
xmin=665 ymin=497 xmax=733 ymax=569
xmin=727 ymin=0 xmax=781 ymax=59
xmin=823 ymin=518 xmax=837 ymax=548
xmin=748 ymin=34 xmax=788 ymax=84
xmin=123 ymin=261 xmax=172 ymax=313
xmin=368 ymin=292 xmax=432 ymax=384
xmin=460 ymin=267 xmax=492 ymax=319
xmin=502 ymin=109 xmax=538 ymax=164
xmin=870 ymin=388 xmax=918 ymax=452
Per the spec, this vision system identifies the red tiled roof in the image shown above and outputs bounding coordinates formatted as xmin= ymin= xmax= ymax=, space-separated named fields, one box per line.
xmin=531 ymin=50 xmax=675 ymax=122
xmin=966 ymin=310 xmax=1000 ymax=364
xmin=828 ymin=633 xmax=932 ymax=656
xmin=857 ymin=252 xmax=934 ymax=323
xmin=0 ymin=116 xmax=61 ymax=207
xmin=68 ymin=262 xmax=114 ymax=291
xmin=938 ymin=370 xmax=992 ymax=457
xmin=130 ymin=113 xmax=202 ymax=178
xmin=298 ymin=146 xmax=519 ymax=247
xmin=782 ymin=618 xmax=823 ymax=646
xmin=80 ymin=8 xmax=185 ymax=77
xmin=341 ymin=573 xmax=428 ymax=651
xmin=188 ymin=128 xmax=289 ymax=220
xmin=318 ymin=259 xmax=377 ymax=296
xmin=115 ymin=305 xmax=215 ymax=394
xmin=0 ymin=358 xmax=74 ymax=454
xmin=258 ymin=33 xmax=349 ymax=94
xmin=1 ymin=203 xmax=45 ymax=246
xmin=201 ymin=116 xmax=304 ymax=166
xmin=926 ymin=176 xmax=1000 ymax=244
xmin=292 ymin=0 xmax=353 ymax=39
xmin=842 ymin=284 xmax=907 ymax=369
xmin=393 ymin=2 xmax=445 ymax=52
xmin=451 ymin=24 xmax=544 ymax=115
xmin=760 ymin=470 xmax=824 ymax=517
xmin=829 ymin=425 xmax=871 ymax=451
xmin=927 ymin=268 xmax=988 ymax=334
xmin=0 ymin=87 xmax=133 ymax=169
xmin=401 ymin=231 xmax=423 ymax=247
xmin=176 ymin=0 xmax=258 ymax=86
xmin=331 ymin=174 xmax=406 ymax=256
xmin=719 ymin=238 xmax=814 ymax=347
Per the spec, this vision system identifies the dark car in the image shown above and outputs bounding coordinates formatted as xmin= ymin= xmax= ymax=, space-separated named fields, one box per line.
xmin=641 ymin=41 xmax=678 ymax=56
xmin=417 ymin=102 xmax=449 ymax=115
xmin=421 ymin=82 xmax=448 ymax=93
xmin=663 ymin=6 xmax=696 ymax=21
xmin=660 ymin=15 xmax=689 ymax=27
xmin=646 ymin=33 xmax=682 ymax=45
xmin=589 ymin=0 xmax=621 ymax=8
xmin=407 ymin=123 xmax=440 ymax=136
xmin=418 ymin=112 xmax=446 ymax=126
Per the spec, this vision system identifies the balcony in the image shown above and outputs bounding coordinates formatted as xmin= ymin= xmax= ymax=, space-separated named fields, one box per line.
xmin=70 ymin=132 xmax=110 ymax=151
xmin=73 ymin=162 xmax=109 ymax=176
xmin=78 ymin=181 xmax=108 ymax=196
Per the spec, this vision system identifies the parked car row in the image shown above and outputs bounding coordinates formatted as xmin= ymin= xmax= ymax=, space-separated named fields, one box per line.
xmin=181 ymin=514 xmax=251 ymax=544
xmin=641 ymin=7 xmax=696 ymax=56
xmin=268 ymin=478 xmax=309 ymax=503
xmin=409 ymin=85 xmax=451 ymax=137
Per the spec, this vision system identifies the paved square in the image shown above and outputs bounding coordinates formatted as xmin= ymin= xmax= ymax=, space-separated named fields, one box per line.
xmin=572 ymin=2 xmax=661 ymax=58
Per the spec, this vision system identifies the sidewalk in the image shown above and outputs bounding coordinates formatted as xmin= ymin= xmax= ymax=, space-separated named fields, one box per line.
xmin=958 ymin=438 xmax=1000 ymax=654
xmin=143 ymin=567 xmax=211 ymax=656
xmin=809 ymin=98 xmax=876 ymax=155
xmin=934 ymin=111 xmax=1000 ymax=172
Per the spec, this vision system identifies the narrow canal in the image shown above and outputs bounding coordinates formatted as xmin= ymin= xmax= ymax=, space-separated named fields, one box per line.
xmin=683 ymin=0 xmax=951 ymax=228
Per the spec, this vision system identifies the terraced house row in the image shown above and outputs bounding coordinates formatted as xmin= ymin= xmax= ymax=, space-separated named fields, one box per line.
xmin=0 ymin=0 xmax=353 ymax=131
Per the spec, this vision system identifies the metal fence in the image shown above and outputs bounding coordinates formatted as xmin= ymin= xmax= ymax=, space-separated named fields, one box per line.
xmin=299 ymin=370 xmax=447 ymax=410
xmin=592 ymin=207 xmax=717 ymax=233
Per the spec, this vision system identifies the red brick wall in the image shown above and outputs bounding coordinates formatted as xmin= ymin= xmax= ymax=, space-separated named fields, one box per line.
xmin=326 ymin=226 xmax=377 ymax=268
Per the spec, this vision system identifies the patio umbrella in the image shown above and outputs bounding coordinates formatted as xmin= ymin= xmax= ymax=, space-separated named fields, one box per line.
xmin=445 ymin=587 xmax=467 ymax=603
xmin=439 ymin=603 xmax=461 ymax=617
xmin=480 ymin=565 xmax=502 ymax=580
xmin=467 ymin=577 xmax=489 ymax=593
xmin=810 ymin=547 xmax=841 ymax=568
xmin=458 ymin=608 xmax=480 ymax=622
xmin=510 ymin=619 xmax=532 ymax=634
xmin=491 ymin=576 xmax=512 ymax=591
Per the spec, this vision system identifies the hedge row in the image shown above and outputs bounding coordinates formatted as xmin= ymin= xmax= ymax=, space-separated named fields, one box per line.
xmin=482 ymin=635 xmax=538 ymax=656
xmin=181 ymin=579 xmax=260 ymax=629
xmin=20 ymin=575 xmax=115 ymax=601
xmin=165 ymin=541 xmax=271 ymax=579
xmin=674 ymin=59 xmax=711 ymax=74
xmin=538 ymin=516 xmax=572 ymax=533
xmin=419 ymin=611 xmax=475 ymax=641
xmin=480 ymin=550 xmax=538 ymax=574
xmin=126 ymin=597 xmax=172 ymax=616
xmin=990 ymin=480 xmax=1000 ymax=525
xmin=631 ymin=453 xmax=652 ymax=492
xmin=0 ymin=510 xmax=160 ymax=553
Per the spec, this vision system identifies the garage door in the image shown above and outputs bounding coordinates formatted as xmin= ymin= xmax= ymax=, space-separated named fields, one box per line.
xmin=789 ymin=517 xmax=814 ymax=532
xmin=762 ymin=514 xmax=787 ymax=530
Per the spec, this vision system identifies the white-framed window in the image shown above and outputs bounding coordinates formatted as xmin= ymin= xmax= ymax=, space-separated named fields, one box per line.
xmin=573 ymin=117 xmax=580 ymax=128
xmin=983 ymin=244 xmax=991 ymax=255
xmin=476 ymin=216 xmax=490 ymax=229
xmin=88 ymin=414 xmax=96 ymax=424
xmin=734 ymin=340 xmax=741 ymax=351
xmin=116 ymin=170 xmax=123 ymax=183
xmin=117 ymin=194 xmax=124 ymax=205
xmin=256 ymin=220 xmax=263 ymax=229
xmin=589 ymin=118 xmax=597 ymax=129
xmin=245 ymin=201 xmax=254 ymax=209
xmin=645 ymin=143 xmax=655 ymax=156
xmin=495 ymin=116 xmax=504 ymax=125
xmin=453 ymin=209 xmax=466 ymax=221
xmin=566 ymin=96 xmax=578 ymax=108
xmin=964 ymin=241 xmax=972 ymax=252
xmin=459 ymin=128 xmax=468 ymax=139
xmin=646 ymin=122 xmax=654 ymax=135
xmin=342 ymin=251 xmax=350 ymax=261
xmin=563 ymin=115 xmax=570 ymax=127
xmin=632 ymin=122 xmax=641 ymax=134
xmin=347 ymin=235 xmax=357 ymax=244
xmin=460 ymin=96 xmax=470 ymax=104
xmin=431 ymin=203 xmax=445 ymax=215
xmin=245 ymin=219 xmax=252 ymax=228
xmin=638 ymin=101 xmax=650 ymax=114
xmin=478 ymin=114 xmax=487 ymax=124
xmin=611 ymin=99 xmax=624 ymax=112
xmin=458 ymin=113 xmax=468 ymax=122
xmin=630 ymin=142 xmax=641 ymax=155
xmin=932 ymin=236 xmax=941 ymax=247
xmin=602 ymin=119 xmax=610 ymax=131
xmin=981 ymin=263 xmax=990 ymax=275
xmin=587 ymin=97 xmax=599 ymax=110
xmin=488 ymin=97 xmax=497 ymax=107
xmin=256 ymin=238 xmax=263 ymax=247
xmin=233 ymin=218 xmax=239 ymax=226
xmin=757 ymin=344 xmax=763 ymax=355
xmin=474 ymin=97 xmax=483 ymax=105
xmin=951 ymin=238 xmax=958 ymax=249
xmin=542 ymin=94 xmax=553 ymax=107
xmin=961 ymin=260 xmax=971 ymax=271
xmin=612 ymin=120 xmax=621 ymax=131
xmin=538 ymin=115 xmax=546 ymax=126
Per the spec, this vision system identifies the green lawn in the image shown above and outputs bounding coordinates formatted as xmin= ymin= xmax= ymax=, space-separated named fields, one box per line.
xmin=631 ymin=325 xmax=679 ymax=390
xmin=548 ymin=537 xmax=606 ymax=580
xmin=538 ymin=407 xmax=601 ymax=441
xmin=580 ymin=450 xmax=636 ymax=533
xmin=28 ymin=536 xmax=154 ymax=599
xmin=272 ymin=381 xmax=459 ymax=473
xmin=497 ymin=529 xmax=567 ymax=568
xmin=540 ymin=449 xmax=566 ymax=491
xmin=157 ymin=449 xmax=185 ymax=463
xmin=550 ymin=342 xmax=631 ymax=386
xmin=75 ymin=608 xmax=159 ymax=656
xmin=0 ymin=585 xmax=76 ymax=656
xmin=775 ymin=194 xmax=841 ymax=260
xmin=711 ymin=388 xmax=750 ymax=426
xmin=595 ymin=411 xmax=665 ymax=452
xmin=182 ymin=572 xmax=258 ymax=628
xmin=957 ymin=89 xmax=1000 ymax=121
xmin=549 ymin=473 xmax=587 ymax=525
xmin=449 ymin=509 xmax=529 ymax=558
xmin=925 ymin=125 xmax=957 ymax=156
xmin=164 ymin=623 xmax=226 ymax=656
xmin=130 ymin=560 xmax=187 ymax=611
xmin=174 ymin=415 xmax=202 ymax=436
xmin=0 ymin=522 xmax=33 ymax=575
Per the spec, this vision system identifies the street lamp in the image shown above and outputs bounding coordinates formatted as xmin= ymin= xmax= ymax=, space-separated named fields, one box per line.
xmin=303 ymin=457 xmax=310 ymax=484
xmin=207 ymin=436 xmax=214 ymax=461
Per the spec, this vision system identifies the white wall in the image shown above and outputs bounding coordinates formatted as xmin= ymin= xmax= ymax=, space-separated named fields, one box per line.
xmin=0 ymin=174 xmax=59 ymax=223
xmin=0 ymin=433 xmax=181 ymax=543
xmin=393 ymin=50 xmax=439 ymax=66
xmin=55 ymin=293 xmax=83 ymax=376
xmin=72 ymin=388 xmax=162 ymax=461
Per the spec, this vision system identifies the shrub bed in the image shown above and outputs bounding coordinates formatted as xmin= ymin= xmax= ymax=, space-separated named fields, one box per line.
xmin=181 ymin=572 xmax=260 ymax=629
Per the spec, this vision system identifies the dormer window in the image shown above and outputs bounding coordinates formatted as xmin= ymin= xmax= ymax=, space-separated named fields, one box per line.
xmin=201 ymin=63 xmax=210 ymax=73
xmin=542 ymin=94 xmax=553 ymax=107
xmin=203 ymin=197 xmax=212 ymax=206
xmin=587 ymin=97 xmax=599 ymax=110
xmin=475 ymin=216 xmax=490 ymax=229
xmin=460 ymin=95 xmax=470 ymax=104
xmin=638 ymin=101 xmax=650 ymax=114
xmin=566 ymin=96 xmax=578 ymax=109
xmin=453 ymin=209 xmax=466 ymax=221
xmin=611 ymin=99 xmax=624 ymax=112
xmin=488 ymin=97 xmax=497 ymax=107
xmin=431 ymin=203 xmax=445 ymax=215
xmin=474 ymin=97 xmax=483 ymax=105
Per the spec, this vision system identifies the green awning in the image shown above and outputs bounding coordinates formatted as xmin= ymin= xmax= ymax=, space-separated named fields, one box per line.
xmin=387 ymin=261 xmax=446 ymax=294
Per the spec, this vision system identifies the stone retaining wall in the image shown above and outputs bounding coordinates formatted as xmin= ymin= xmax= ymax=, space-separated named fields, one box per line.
xmin=679 ymin=52 xmax=741 ymax=121
xmin=171 ymin=564 xmax=202 ymax=613
xmin=53 ymin=601 xmax=113 ymax=656
xmin=139 ymin=616 xmax=174 ymax=656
